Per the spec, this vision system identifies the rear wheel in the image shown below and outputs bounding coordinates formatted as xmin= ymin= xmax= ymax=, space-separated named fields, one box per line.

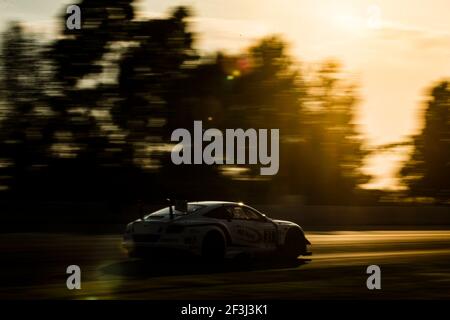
xmin=202 ymin=231 xmax=225 ymax=262
xmin=282 ymin=228 xmax=307 ymax=260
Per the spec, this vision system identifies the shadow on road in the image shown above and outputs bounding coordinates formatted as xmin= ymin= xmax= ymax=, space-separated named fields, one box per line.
xmin=100 ymin=256 xmax=311 ymax=279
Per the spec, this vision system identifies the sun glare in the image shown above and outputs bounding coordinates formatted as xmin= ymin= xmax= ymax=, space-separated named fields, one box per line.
xmin=334 ymin=12 xmax=361 ymax=31
xmin=330 ymin=4 xmax=382 ymax=33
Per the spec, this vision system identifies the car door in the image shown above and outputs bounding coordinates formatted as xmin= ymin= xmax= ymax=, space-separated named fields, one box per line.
xmin=228 ymin=205 xmax=277 ymax=250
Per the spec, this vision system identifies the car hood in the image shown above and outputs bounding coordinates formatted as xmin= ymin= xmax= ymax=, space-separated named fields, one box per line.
xmin=271 ymin=219 xmax=301 ymax=228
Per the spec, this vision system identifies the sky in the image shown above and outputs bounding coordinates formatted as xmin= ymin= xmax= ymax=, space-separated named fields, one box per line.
xmin=0 ymin=0 xmax=449 ymax=189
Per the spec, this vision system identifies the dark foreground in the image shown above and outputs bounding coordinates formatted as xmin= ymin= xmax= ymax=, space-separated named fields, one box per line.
xmin=1 ymin=230 xmax=450 ymax=299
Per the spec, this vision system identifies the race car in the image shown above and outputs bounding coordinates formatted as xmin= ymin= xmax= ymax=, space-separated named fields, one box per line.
xmin=123 ymin=201 xmax=311 ymax=260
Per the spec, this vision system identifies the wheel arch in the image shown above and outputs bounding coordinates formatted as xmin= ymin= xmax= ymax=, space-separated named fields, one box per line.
xmin=282 ymin=226 xmax=307 ymax=245
xmin=200 ymin=224 xmax=231 ymax=246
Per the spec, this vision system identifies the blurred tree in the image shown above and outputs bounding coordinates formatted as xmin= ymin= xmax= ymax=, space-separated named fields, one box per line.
xmin=400 ymin=81 xmax=450 ymax=202
xmin=50 ymin=0 xmax=134 ymax=87
xmin=114 ymin=7 xmax=197 ymax=177
xmin=163 ymin=38 xmax=370 ymax=204
xmin=160 ymin=36 xmax=307 ymax=202
xmin=0 ymin=22 xmax=48 ymax=195
xmin=0 ymin=4 xmax=371 ymax=206
xmin=0 ymin=23 xmax=43 ymax=113
xmin=302 ymin=60 xmax=370 ymax=203
xmin=41 ymin=0 xmax=136 ymax=200
xmin=228 ymin=37 xmax=307 ymax=200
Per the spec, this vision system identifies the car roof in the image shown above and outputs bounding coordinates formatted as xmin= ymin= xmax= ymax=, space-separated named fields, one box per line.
xmin=188 ymin=201 xmax=248 ymax=210
xmin=188 ymin=201 xmax=240 ymax=206
xmin=183 ymin=201 xmax=267 ymax=217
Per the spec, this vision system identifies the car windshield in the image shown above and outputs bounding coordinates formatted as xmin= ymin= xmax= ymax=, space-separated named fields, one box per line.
xmin=144 ymin=204 xmax=204 ymax=219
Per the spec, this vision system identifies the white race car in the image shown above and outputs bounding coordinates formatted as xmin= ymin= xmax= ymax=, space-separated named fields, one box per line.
xmin=123 ymin=201 xmax=311 ymax=260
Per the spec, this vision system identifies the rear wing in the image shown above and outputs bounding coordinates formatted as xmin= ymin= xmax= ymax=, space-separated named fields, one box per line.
xmin=167 ymin=199 xmax=188 ymax=219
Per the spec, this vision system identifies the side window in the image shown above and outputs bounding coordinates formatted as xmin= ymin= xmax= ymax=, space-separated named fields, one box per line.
xmin=231 ymin=206 xmax=248 ymax=220
xmin=243 ymin=207 xmax=265 ymax=221
xmin=230 ymin=206 xmax=263 ymax=221
xmin=204 ymin=207 xmax=232 ymax=220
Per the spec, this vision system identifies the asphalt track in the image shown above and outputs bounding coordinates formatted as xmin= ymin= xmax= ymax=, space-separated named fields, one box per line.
xmin=1 ymin=230 xmax=450 ymax=299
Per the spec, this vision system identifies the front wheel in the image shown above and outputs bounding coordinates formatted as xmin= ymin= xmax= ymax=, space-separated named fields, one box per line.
xmin=281 ymin=228 xmax=307 ymax=260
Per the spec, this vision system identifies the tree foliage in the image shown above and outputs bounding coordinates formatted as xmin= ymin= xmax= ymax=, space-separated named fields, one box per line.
xmin=401 ymin=81 xmax=450 ymax=202
xmin=0 ymin=2 xmax=372 ymax=205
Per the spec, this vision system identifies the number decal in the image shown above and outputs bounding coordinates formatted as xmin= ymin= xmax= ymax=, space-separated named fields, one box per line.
xmin=264 ymin=230 xmax=276 ymax=243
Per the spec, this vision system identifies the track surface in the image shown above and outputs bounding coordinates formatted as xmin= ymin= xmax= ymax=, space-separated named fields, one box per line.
xmin=1 ymin=231 xmax=450 ymax=299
